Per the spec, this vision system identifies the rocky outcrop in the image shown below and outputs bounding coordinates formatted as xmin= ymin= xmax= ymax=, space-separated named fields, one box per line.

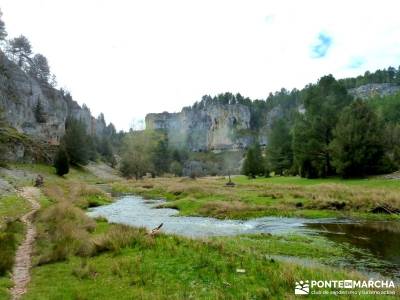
xmin=0 ymin=51 xmax=107 ymax=147
xmin=146 ymin=83 xmax=400 ymax=152
xmin=146 ymin=103 xmax=260 ymax=151
xmin=349 ymin=83 xmax=400 ymax=100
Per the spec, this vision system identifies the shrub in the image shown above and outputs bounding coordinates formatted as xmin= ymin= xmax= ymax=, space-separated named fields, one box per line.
xmin=0 ymin=221 xmax=21 ymax=275
xmin=54 ymin=146 xmax=69 ymax=176
xmin=36 ymin=203 xmax=96 ymax=264
xmin=0 ymin=229 xmax=16 ymax=275
xmin=93 ymin=224 xmax=154 ymax=253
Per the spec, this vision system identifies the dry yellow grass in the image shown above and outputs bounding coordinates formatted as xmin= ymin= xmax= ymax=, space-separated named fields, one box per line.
xmin=112 ymin=176 xmax=400 ymax=219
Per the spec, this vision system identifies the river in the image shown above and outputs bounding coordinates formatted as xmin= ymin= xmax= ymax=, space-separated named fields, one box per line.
xmin=87 ymin=195 xmax=400 ymax=280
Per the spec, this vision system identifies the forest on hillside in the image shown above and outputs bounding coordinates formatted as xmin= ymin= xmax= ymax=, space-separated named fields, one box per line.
xmin=1 ymin=7 xmax=400 ymax=179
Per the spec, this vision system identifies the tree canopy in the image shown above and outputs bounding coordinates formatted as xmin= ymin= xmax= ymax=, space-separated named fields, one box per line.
xmin=330 ymin=100 xmax=385 ymax=178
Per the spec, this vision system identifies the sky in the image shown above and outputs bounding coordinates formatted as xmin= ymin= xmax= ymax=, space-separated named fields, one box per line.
xmin=1 ymin=0 xmax=400 ymax=131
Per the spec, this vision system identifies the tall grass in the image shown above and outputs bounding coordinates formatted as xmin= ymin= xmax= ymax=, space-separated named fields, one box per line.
xmin=112 ymin=177 xmax=400 ymax=219
xmin=36 ymin=202 xmax=96 ymax=264
xmin=35 ymin=181 xmax=112 ymax=264
xmin=0 ymin=220 xmax=23 ymax=275
xmin=93 ymin=224 xmax=154 ymax=253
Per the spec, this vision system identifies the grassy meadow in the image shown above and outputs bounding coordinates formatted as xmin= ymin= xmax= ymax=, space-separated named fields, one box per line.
xmin=0 ymin=164 xmax=399 ymax=299
xmin=111 ymin=175 xmax=400 ymax=220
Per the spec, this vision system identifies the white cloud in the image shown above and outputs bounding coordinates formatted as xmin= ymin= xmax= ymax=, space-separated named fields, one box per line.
xmin=1 ymin=0 xmax=400 ymax=130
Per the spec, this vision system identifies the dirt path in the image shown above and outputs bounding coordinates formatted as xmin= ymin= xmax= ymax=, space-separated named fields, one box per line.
xmin=10 ymin=187 xmax=41 ymax=300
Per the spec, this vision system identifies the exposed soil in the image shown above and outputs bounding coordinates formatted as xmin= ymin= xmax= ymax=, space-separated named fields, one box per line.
xmin=10 ymin=187 xmax=41 ymax=300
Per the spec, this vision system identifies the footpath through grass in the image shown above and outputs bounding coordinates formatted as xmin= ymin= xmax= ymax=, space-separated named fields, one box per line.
xmin=0 ymin=181 xmax=30 ymax=299
xmin=1 ymin=164 xmax=399 ymax=299
xmin=24 ymin=220 xmax=379 ymax=300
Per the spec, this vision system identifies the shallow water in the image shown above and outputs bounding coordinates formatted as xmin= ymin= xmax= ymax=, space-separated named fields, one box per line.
xmin=87 ymin=195 xmax=341 ymax=237
xmin=88 ymin=195 xmax=400 ymax=279
xmin=306 ymin=222 xmax=400 ymax=279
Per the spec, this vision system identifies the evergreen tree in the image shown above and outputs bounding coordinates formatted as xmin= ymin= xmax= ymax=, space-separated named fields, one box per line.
xmin=98 ymin=136 xmax=114 ymax=164
xmin=54 ymin=146 xmax=69 ymax=176
xmin=7 ymin=35 xmax=32 ymax=68
xmin=0 ymin=108 xmax=8 ymax=165
xmin=242 ymin=144 xmax=265 ymax=178
xmin=34 ymin=99 xmax=46 ymax=123
xmin=0 ymin=9 xmax=7 ymax=41
xmin=267 ymin=119 xmax=293 ymax=175
xmin=330 ymin=100 xmax=385 ymax=178
xmin=293 ymin=75 xmax=352 ymax=178
xmin=383 ymin=124 xmax=400 ymax=170
xmin=62 ymin=117 xmax=90 ymax=165
xmin=152 ymin=136 xmax=170 ymax=176
xmin=28 ymin=53 xmax=50 ymax=84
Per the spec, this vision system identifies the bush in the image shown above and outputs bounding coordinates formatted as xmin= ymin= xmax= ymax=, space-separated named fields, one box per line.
xmin=170 ymin=161 xmax=183 ymax=177
xmin=54 ymin=146 xmax=69 ymax=176
xmin=93 ymin=224 xmax=153 ymax=253
xmin=0 ymin=221 xmax=21 ymax=275
xmin=36 ymin=203 xmax=96 ymax=264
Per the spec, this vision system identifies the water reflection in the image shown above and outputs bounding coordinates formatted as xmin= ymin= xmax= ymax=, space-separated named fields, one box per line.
xmin=88 ymin=195 xmax=400 ymax=279
xmin=306 ymin=222 xmax=400 ymax=279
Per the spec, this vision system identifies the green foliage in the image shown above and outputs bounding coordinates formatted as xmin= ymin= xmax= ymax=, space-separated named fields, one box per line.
xmin=7 ymin=35 xmax=32 ymax=68
xmin=63 ymin=117 xmax=91 ymax=166
xmin=120 ymin=130 xmax=161 ymax=178
xmin=152 ymin=134 xmax=170 ymax=176
xmin=28 ymin=53 xmax=51 ymax=85
xmin=267 ymin=119 xmax=293 ymax=175
xmin=192 ymin=90 xmax=300 ymax=132
xmin=0 ymin=221 xmax=22 ymax=275
xmin=330 ymin=100 xmax=386 ymax=178
xmin=54 ymin=146 xmax=69 ymax=176
xmin=293 ymin=75 xmax=352 ymax=178
xmin=170 ymin=161 xmax=183 ymax=176
xmin=368 ymin=91 xmax=400 ymax=124
xmin=339 ymin=66 xmax=400 ymax=88
xmin=0 ymin=9 xmax=7 ymax=41
xmin=33 ymin=99 xmax=46 ymax=123
xmin=242 ymin=144 xmax=265 ymax=178
xmin=383 ymin=124 xmax=400 ymax=169
xmin=0 ymin=108 xmax=7 ymax=165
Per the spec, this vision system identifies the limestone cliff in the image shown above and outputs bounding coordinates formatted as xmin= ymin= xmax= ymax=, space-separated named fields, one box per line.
xmin=0 ymin=51 xmax=107 ymax=161
xmin=146 ymin=83 xmax=400 ymax=152
xmin=0 ymin=52 xmax=107 ymax=143
xmin=348 ymin=83 xmax=400 ymax=99
xmin=146 ymin=103 xmax=272 ymax=151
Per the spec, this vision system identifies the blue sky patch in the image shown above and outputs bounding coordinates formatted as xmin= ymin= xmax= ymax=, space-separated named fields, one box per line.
xmin=310 ymin=33 xmax=332 ymax=58
xmin=348 ymin=56 xmax=366 ymax=68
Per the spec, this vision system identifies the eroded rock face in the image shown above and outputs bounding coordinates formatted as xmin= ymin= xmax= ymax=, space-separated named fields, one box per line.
xmin=146 ymin=103 xmax=256 ymax=151
xmin=349 ymin=83 xmax=400 ymax=99
xmin=146 ymin=83 xmax=400 ymax=152
xmin=0 ymin=52 xmax=106 ymax=146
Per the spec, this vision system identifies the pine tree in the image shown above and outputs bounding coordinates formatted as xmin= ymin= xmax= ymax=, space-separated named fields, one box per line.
xmin=242 ymin=144 xmax=265 ymax=178
xmin=330 ymin=100 xmax=384 ymax=178
xmin=267 ymin=119 xmax=293 ymax=175
xmin=34 ymin=100 xmax=46 ymax=123
xmin=152 ymin=136 xmax=170 ymax=176
xmin=293 ymin=75 xmax=352 ymax=178
xmin=62 ymin=117 xmax=90 ymax=165
xmin=0 ymin=108 xmax=8 ymax=165
xmin=54 ymin=146 xmax=69 ymax=176
xmin=0 ymin=9 xmax=7 ymax=41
